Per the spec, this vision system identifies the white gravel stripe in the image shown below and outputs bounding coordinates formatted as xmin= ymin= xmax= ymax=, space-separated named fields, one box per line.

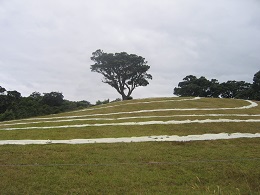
xmin=1 ymin=119 xmax=260 ymax=131
xmin=68 ymin=100 xmax=258 ymax=114
xmin=0 ymin=133 xmax=259 ymax=145
xmin=70 ymin=97 xmax=202 ymax=112
xmin=1 ymin=114 xmax=260 ymax=127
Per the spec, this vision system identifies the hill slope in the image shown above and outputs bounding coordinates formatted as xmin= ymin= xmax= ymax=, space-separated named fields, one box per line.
xmin=0 ymin=97 xmax=260 ymax=194
xmin=0 ymin=97 xmax=259 ymax=142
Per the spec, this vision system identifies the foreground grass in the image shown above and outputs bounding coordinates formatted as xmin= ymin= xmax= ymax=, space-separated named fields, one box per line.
xmin=0 ymin=139 xmax=260 ymax=194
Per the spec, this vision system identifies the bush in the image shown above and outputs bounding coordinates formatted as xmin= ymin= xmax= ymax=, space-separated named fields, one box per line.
xmin=0 ymin=110 xmax=15 ymax=121
xmin=96 ymin=99 xmax=110 ymax=105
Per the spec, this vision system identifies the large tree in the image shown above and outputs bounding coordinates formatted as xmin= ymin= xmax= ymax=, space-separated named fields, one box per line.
xmin=220 ymin=80 xmax=252 ymax=99
xmin=174 ymin=75 xmax=221 ymax=97
xmin=174 ymin=74 xmax=256 ymax=100
xmin=90 ymin=49 xmax=152 ymax=100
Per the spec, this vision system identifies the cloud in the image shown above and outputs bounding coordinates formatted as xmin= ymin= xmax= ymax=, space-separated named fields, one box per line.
xmin=0 ymin=0 xmax=259 ymax=103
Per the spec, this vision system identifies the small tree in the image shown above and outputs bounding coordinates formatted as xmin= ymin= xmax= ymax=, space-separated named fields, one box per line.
xmin=90 ymin=49 xmax=152 ymax=100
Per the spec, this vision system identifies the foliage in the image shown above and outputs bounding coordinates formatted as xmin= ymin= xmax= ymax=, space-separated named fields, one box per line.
xmin=90 ymin=49 xmax=152 ymax=100
xmin=220 ymin=80 xmax=252 ymax=99
xmin=29 ymin=91 xmax=42 ymax=100
xmin=252 ymin=70 xmax=260 ymax=100
xmin=174 ymin=70 xmax=259 ymax=100
xmin=111 ymin=98 xmax=122 ymax=103
xmin=174 ymin=75 xmax=221 ymax=98
xmin=42 ymin=92 xmax=64 ymax=106
xmin=0 ymin=86 xmax=6 ymax=94
xmin=0 ymin=88 xmax=91 ymax=122
xmin=96 ymin=99 xmax=110 ymax=105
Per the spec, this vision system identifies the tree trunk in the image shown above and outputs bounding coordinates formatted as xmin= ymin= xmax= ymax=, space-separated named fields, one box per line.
xmin=121 ymin=94 xmax=128 ymax=100
xmin=122 ymin=92 xmax=132 ymax=100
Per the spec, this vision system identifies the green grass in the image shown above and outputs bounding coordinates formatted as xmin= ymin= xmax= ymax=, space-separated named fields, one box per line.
xmin=0 ymin=123 xmax=259 ymax=140
xmin=0 ymin=97 xmax=260 ymax=194
xmin=0 ymin=139 xmax=260 ymax=194
xmin=53 ymin=97 xmax=250 ymax=116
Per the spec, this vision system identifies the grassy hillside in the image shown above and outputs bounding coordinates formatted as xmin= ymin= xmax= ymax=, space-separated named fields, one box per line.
xmin=0 ymin=97 xmax=260 ymax=194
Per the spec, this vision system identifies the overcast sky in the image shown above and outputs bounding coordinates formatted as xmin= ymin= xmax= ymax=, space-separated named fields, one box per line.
xmin=0 ymin=0 xmax=259 ymax=103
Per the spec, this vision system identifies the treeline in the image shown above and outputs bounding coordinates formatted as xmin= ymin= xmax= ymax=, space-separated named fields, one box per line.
xmin=174 ymin=70 xmax=260 ymax=100
xmin=0 ymin=88 xmax=91 ymax=121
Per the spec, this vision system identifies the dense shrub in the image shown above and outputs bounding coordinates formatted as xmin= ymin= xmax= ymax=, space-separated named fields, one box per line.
xmin=0 ymin=89 xmax=92 ymax=122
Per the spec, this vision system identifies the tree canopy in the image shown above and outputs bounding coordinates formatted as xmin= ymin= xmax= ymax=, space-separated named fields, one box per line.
xmin=42 ymin=92 xmax=64 ymax=107
xmin=220 ymin=81 xmax=252 ymax=99
xmin=90 ymin=49 xmax=152 ymax=100
xmin=252 ymin=70 xmax=260 ymax=100
xmin=174 ymin=71 xmax=259 ymax=100
xmin=0 ymin=87 xmax=91 ymax=122
xmin=174 ymin=75 xmax=221 ymax=98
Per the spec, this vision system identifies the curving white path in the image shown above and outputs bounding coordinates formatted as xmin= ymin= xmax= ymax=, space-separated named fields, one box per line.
xmin=70 ymin=97 xmax=202 ymax=112
xmin=0 ymin=133 xmax=259 ymax=145
xmin=2 ymin=119 xmax=260 ymax=131
xmin=1 ymin=114 xmax=260 ymax=127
